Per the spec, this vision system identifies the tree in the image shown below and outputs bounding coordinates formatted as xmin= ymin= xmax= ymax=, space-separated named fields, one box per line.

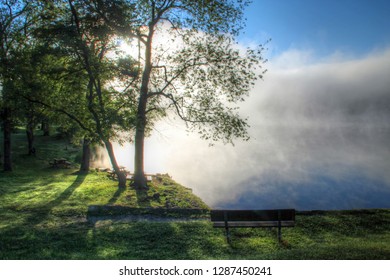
xmin=31 ymin=0 xmax=138 ymax=186
xmin=94 ymin=0 xmax=266 ymax=188
xmin=11 ymin=45 xmax=54 ymax=156
xmin=0 ymin=0 xmax=34 ymax=171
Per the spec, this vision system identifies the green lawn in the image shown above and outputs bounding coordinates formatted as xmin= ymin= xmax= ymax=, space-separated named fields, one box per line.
xmin=1 ymin=130 xmax=390 ymax=259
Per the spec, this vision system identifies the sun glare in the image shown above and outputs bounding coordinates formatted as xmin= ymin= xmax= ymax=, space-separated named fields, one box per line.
xmin=118 ymin=39 xmax=140 ymax=60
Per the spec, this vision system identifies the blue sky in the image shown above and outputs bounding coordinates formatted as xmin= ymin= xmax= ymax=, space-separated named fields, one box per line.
xmin=240 ymin=0 xmax=390 ymax=58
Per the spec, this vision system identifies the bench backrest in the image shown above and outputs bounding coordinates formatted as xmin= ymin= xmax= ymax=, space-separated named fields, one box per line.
xmin=210 ymin=209 xmax=295 ymax=222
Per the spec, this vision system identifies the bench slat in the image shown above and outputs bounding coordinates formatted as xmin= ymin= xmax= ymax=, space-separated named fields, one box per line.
xmin=212 ymin=220 xmax=295 ymax=228
xmin=210 ymin=209 xmax=295 ymax=222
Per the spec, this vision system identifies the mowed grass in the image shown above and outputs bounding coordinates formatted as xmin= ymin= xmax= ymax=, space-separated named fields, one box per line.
xmin=1 ymin=130 xmax=390 ymax=259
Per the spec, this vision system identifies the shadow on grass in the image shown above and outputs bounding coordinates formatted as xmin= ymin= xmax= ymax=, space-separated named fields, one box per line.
xmin=25 ymin=173 xmax=86 ymax=225
xmin=135 ymin=188 xmax=151 ymax=208
xmin=106 ymin=182 xmax=153 ymax=206
xmin=2 ymin=207 xmax=390 ymax=259
xmin=2 ymin=218 xmax=390 ymax=259
xmin=88 ymin=221 xmax=227 ymax=259
xmin=107 ymin=187 xmax=126 ymax=205
xmin=0 ymin=220 xmax=226 ymax=259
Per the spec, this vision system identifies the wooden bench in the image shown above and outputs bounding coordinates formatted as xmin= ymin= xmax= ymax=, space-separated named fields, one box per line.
xmin=210 ymin=209 xmax=295 ymax=243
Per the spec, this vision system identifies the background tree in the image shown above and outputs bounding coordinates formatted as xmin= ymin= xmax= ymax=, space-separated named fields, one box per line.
xmin=11 ymin=45 xmax=54 ymax=156
xmin=94 ymin=0 xmax=267 ymax=188
xmin=32 ymin=0 xmax=138 ymax=186
xmin=17 ymin=38 xmax=111 ymax=174
xmin=0 ymin=0 xmax=34 ymax=171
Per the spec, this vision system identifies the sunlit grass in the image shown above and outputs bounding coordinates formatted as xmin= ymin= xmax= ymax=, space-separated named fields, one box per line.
xmin=0 ymin=130 xmax=390 ymax=259
xmin=1 ymin=210 xmax=389 ymax=259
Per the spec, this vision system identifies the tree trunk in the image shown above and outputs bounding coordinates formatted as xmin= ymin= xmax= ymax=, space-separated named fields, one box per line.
xmin=3 ymin=107 xmax=12 ymax=171
xmin=105 ymin=140 xmax=127 ymax=188
xmin=79 ymin=137 xmax=90 ymax=173
xmin=26 ymin=121 xmax=35 ymax=156
xmin=42 ymin=119 xmax=50 ymax=136
xmin=133 ymin=112 xmax=147 ymax=189
xmin=133 ymin=24 xmax=154 ymax=189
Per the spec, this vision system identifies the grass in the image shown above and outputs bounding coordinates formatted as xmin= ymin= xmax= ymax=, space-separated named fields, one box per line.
xmin=1 ymin=129 xmax=390 ymax=259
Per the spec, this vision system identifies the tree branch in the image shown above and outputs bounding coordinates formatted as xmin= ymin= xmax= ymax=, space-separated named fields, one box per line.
xmin=19 ymin=93 xmax=95 ymax=135
xmin=154 ymin=92 xmax=204 ymax=124
xmin=147 ymin=58 xmax=207 ymax=98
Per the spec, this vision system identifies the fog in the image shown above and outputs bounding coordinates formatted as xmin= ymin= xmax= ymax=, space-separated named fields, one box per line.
xmin=106 ymin=49 xmax=390 ymax=210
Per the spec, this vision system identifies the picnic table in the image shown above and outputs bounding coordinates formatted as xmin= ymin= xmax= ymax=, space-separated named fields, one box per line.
xmin=107 ymin=166 xmax=130 ymax=179
xmin=49 ymin=158 xmax=72 ymax=168
xmin=106 ymin=168 xmax=153 ymax=182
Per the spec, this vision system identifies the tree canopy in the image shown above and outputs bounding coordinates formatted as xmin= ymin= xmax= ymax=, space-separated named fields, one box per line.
xmin=1 ymin=0 xmax=266 ymax=189
xmin=96 ymin=0 xmax=267 ymax=187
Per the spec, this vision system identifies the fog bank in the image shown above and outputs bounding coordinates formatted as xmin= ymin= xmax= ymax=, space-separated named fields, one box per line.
xmin=108 ymin=49 xmax=390 ymax=210
xmin=163 ymin=49 xmax=390 ymax=210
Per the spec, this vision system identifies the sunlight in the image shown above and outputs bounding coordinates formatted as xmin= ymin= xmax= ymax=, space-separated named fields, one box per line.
xmin=117 ymin=23 xmax=185 ymax=62
xmin=93 ymin=136 xmax=177 ymax=175
xmin=118 ymin=39 xmax=140 ymax=60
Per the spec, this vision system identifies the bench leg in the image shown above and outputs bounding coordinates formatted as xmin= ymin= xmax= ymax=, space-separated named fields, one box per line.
xmin=277 ymin=210 xmax=282 ymax=243
xmin=225 ymin=227 xmax=231 ymax=244
xmin=224 ymin=212 xmax=231 ymax=243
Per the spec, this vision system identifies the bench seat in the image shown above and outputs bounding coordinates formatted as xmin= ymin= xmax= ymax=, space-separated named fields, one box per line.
xmin=212 ymin=220 xmax=295 ymax=228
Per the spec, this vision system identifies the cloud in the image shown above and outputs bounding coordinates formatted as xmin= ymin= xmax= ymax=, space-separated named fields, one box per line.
xmin=157 ymin=48 xmax=390 ymax=210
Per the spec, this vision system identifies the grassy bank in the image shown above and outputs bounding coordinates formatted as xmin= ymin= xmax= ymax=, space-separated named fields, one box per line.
xmin=1 ymin=130 xmax=390 ymax=259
